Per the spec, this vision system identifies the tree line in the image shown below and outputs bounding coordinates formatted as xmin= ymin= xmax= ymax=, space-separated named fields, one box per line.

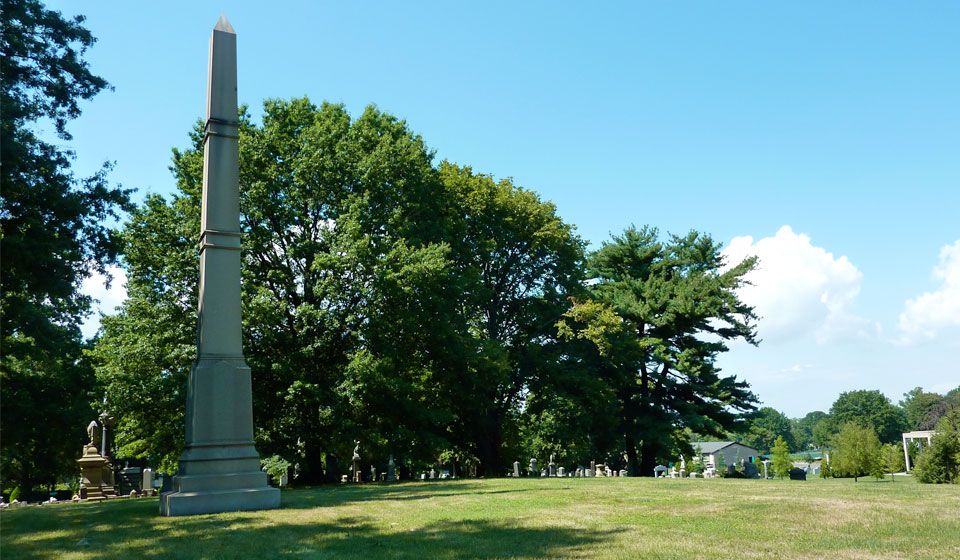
xmin=733 ymin=387 xmax=960 ymax=456
xmin=733 ymin=387 xmax=960 ymax=483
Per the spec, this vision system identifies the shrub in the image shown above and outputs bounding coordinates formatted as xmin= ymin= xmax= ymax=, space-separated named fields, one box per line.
xmin=715 ymin=453 xmax=728 ymax=477
xmin=881 ymin=443 xmax=906 ymax=475
xmin=914 ymin=408 xmax=960 ymax=484
xmin=261 ymin=455 xmax=292 ymax=486
xmin=9 ymin=487 xmax=20 ymax=503
xmin=820 ymin=457 xmax=832 ymax=478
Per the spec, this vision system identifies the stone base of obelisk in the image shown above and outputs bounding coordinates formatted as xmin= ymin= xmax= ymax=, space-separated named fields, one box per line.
xmin=159 ymin=359 xmax=280 ymax=516
xmin=159 ymin=445 xmax=279 ymax=516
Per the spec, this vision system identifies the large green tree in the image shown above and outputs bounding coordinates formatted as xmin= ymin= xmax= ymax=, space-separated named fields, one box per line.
xmin=558 ymin=227 xmax=759 ymax=475
xmin=791 ymin=410 xmax=828 ymax=451
xmin=900 ymin=387 xmax=946 ymax=431
xmin=828 ymin=390 xmax=906 ymax=444
xmin=92 ymin=99 xmax=460 ymax=479
xmin=1 ymin=0 xmax=131 ymax=493
xmin=742 ymin=407 xmax=794 ymax=454
xmin=437 ymin=163 xmax=585 ymax=474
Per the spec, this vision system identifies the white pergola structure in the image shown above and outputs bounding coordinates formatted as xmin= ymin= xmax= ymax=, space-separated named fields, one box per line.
xmin=902 ymin=430 xmax=935 ymax=472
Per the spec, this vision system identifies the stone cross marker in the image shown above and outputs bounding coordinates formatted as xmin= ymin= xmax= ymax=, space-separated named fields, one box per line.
xmin=160 ymin=16 xmax=280 ymax=516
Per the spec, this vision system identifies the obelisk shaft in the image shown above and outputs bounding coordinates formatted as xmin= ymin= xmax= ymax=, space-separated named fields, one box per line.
xmin=161 ymin=16 xmax=279 ymax=516
xmin=198 ymin=18 xmax=242 ymax=358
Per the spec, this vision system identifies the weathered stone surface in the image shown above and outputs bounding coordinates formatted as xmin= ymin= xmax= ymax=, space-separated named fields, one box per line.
xmin=160 ymin=16 xmax=278 ymax=516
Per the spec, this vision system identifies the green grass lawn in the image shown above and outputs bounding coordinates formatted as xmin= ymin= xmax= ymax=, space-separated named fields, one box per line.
xmin=2 ymin=477 xmax=958 ymax=559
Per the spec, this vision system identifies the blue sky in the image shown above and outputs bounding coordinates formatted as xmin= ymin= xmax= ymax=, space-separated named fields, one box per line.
xmin=52 ymin=1 xmax=959 ymax=416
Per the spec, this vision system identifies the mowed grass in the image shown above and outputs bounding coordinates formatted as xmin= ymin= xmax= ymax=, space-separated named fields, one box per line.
xmin=2 ymin=477 xmax=958 ymax=559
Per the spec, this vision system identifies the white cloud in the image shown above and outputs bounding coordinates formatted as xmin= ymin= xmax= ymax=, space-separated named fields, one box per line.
xmin=898 ymin=240 xmax=960 ymax=340
xmin=722 ymin=225 xmax=864 ymax=343
xmin=80 ymin=265 xmax=128 ymax=339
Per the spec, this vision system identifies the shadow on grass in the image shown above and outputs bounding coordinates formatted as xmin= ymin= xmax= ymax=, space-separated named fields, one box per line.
xmin=281 ymin=479 xmax=551 ymax=509
xmin=1 ymin=481 xmax=617 ymax=559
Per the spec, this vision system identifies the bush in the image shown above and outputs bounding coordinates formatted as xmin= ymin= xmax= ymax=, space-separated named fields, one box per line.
xmin=820 ymin=458 xmax=832 ymax=478
xmin=261 ymin=455 xmax=292 ymax=486
xmin=914 ymin=408 xmax=960 ymax=484
xmin=715 ymin=453 xmax=728 ymax=477
xmin=9 ymin=487 xmax=20 ymax=503
xmin=881 ymin=443 xmax=906 ymax=475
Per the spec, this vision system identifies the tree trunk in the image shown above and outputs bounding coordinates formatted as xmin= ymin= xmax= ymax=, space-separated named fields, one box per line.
xmin=475 ymin=412 xmax=503 ymax=477
xmin=639 ymin=438 xmax=659 ymax=477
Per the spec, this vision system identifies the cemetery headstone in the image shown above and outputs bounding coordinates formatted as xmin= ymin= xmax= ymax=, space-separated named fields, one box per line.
xmin=142 ymin=468 xmax=154 ymax=497
xmin=387 ymin=455 xmax=396 ymax=482
xmin=513 ymin=461 xmax=521 ymax=477
xmin=119 ymin=466 xmax=142 ymax=495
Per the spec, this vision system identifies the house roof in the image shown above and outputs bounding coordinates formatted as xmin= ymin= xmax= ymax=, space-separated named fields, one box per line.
xmin=691 ymin=441 xmax=759 ymax=454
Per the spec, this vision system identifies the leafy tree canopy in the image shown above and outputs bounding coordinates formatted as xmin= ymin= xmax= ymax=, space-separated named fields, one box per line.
xmin=791 ymin=410 xmax=828 ymax=451
xmin=742 ymin=407 xmax=794 ymax=454
xmin=91 ymin=98 xmax=586 ymax=479
xmin=900 ymin=387 xmax=946 ymax=431
xmin=1 ymin=0 xmax=131 ymax=494
xmin=830 ymin=422 xmax=882 ymax=482
xmin=828 ymin=390 xmax=906 ymax=444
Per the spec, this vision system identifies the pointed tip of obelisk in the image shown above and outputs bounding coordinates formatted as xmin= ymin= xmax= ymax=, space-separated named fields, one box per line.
xmin=214 ymin=14 xmax=235 ymax=34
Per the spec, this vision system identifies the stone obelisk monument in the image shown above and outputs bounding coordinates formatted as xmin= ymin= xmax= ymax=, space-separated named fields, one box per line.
xmin=160 ymin=16 xmax=280 ymax=516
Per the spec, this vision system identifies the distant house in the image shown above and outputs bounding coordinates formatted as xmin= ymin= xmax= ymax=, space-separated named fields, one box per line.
xmin=691 ymin=441 xmax=760 ymax=468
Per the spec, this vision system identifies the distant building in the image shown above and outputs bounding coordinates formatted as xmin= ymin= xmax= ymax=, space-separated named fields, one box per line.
xmin=691 ymin=441 xmax=760 ymax=468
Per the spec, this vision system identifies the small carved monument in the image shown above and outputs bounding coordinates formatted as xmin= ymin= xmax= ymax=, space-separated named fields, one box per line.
xmin=77 ymin=420 xmax=116 ymax=501
xmin=387 ymin=454 xmax=396 ymax=482
xmin=352 ymin=441 xmax=362 ymax=482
